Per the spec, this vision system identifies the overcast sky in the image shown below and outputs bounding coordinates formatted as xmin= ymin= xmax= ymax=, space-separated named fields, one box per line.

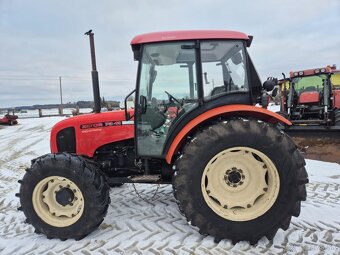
xmin=0 ymin=0 xmax=339 ymax=108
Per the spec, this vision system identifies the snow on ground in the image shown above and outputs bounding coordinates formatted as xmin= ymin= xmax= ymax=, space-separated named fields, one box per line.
xmin=10 ymin=108 xmax=93 ymax=118
xmin=0 ymin=117 xmax=339 ymax=254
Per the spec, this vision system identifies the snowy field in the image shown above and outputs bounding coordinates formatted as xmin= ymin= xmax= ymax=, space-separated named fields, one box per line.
xmin=0 ymin=116 xmax=340 ymax=254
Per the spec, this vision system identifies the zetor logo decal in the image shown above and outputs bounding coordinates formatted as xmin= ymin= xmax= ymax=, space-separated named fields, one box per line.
xmin=80 ymin=121 xmax=123 ymax=129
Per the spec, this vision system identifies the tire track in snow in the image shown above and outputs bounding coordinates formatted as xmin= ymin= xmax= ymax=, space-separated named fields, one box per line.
xmin=1 ymin=183 xmax=339 ymax=254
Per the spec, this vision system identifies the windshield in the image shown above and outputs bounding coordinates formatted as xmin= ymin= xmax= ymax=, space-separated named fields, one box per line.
xmin=137 ymin=41 xmax=198 ymax=157
xmin=139 ymin=41 xmax=197 ymax=104
xmin=292 ymin=74 xmax=327 ymax=92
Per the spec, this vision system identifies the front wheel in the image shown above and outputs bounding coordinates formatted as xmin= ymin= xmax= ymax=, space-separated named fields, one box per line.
xmin=18 ymin=153 xmax=110 ymax=240
xmin=173 ymin=119 xmax=308 ymax=244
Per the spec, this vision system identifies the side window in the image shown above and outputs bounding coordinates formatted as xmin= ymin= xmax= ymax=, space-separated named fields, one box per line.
xmin=202 ymin=62 xmax=224 ymax=98
xmin=331 ymin=73 xmax=340 ymax=88
xmin=201 ymin=41 xmax=248 ymax=99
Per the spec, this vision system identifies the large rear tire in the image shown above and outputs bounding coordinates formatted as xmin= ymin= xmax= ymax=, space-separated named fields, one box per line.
xmin=335 ymin=109 xmax=340 ymax=126
xmin=18 ymin=153 xmax=110 ymax=240
xmin=173 ymin=119 xmax=308 ymax=244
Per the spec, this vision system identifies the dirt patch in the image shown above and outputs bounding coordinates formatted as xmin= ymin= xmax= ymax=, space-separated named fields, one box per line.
xmin=292 ymin=136 xmax=340 ymax=164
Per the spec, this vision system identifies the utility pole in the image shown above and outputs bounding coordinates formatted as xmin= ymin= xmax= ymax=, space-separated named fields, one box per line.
xmin=59 ymin=76 xmax=63 ymax=115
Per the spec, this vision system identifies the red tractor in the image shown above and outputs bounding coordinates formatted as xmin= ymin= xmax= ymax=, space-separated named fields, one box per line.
xmin=17 ymin=30 xmax=308 ymax=244
xmin=278 ymin=65 xmax=340 ymax=132
xmin=0 ymin=113 xmax=18 ymax=125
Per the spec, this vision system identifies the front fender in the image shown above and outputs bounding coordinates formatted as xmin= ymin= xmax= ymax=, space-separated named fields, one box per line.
xmin=165 ymin=104 xmax=291 ymax=164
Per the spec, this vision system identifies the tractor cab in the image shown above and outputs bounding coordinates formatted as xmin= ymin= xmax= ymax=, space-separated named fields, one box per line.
xmin=130 ymin=31 xmax=262 ymax=157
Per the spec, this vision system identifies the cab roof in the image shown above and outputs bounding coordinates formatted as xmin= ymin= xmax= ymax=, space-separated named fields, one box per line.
xmin=131 ymin=30 xmax=250 ymax=45
xmin=289 ymin=65 xmax=338 ymax=78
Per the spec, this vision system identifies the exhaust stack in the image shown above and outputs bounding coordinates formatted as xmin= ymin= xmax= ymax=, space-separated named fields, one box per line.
xmin=85 ymin=30 xmax=101 ymax=113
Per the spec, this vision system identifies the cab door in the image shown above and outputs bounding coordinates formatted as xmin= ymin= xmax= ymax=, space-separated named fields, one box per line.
xmin=136 ymin=41 xmax=198 ymax=157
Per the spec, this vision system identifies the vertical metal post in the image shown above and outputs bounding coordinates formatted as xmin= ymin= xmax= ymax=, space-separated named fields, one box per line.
xmin=85 ymin=30 xmax=101 ymax=113
xmin=195 ymin=40 xmax=204 ymax=104
xmin=59 ymin=76 xmax=63 ymax=115
xmin=188 ymin=63 xmax=194 ymax=99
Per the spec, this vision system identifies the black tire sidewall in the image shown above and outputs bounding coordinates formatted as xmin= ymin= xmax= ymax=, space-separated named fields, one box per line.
xmin=20 ymin=154 xmax=109 ymax=239
xmin=178 ymin=121 xmax=298 ymax=239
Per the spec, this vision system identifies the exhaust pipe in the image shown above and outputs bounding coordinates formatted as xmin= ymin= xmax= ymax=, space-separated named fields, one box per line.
xmin=85 ymin=30 xmax=101 ymax=113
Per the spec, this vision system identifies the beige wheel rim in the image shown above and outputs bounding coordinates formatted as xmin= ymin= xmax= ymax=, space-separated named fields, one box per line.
xmin=201 ymin=147 xmax=280 ymax=221
xmin=32 ymin=176 xmax=84 ymax=227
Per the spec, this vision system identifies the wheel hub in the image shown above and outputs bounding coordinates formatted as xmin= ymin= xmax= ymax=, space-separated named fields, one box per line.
xmin=55 ymin=187 xmax=75 ymax=206
xmin=201 ymin=147 xmax=280 ymax=221
xmin=32 ymin=176 xmax=85 ymax=227
xmin=224 ymin=167 xmax=244 ymax=187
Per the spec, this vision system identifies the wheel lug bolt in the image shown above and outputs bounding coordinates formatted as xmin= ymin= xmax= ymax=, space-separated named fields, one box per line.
xmin=247 ymin=204 xmax=251 ymax=208
xmin=70 ymin=203 xmax=73 ymax=206
xmin=59 ymin=185 xmax=63 ymax=188
xmin=223 ymin=205 xmax=228 ymax=209
xmin=207 ymin=190 xmax=210 ymax=194
xmin=263 ymin=187 xmax=268 ymax=192
xmin=73 ymin=189 xmax=76 ymax=193
xmin=67 ymin=184 xmax=70 ymax=188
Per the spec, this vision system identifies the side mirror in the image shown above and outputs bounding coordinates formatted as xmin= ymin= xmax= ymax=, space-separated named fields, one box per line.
xmin=263 ymin=77 xmax=277 ymax=92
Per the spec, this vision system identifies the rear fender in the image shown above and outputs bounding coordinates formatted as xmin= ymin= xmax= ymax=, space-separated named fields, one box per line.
xmin=165 ymin=104 xmax=291 ymax=164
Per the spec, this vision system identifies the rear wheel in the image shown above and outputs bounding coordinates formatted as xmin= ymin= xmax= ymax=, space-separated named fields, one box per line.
xmin=18 ymin=153 xmax=110 ymax=240
xmin=335 ymin=109 xmax=340 ymax=126
xmin=173 ymin=119 xmax=308 ymax=244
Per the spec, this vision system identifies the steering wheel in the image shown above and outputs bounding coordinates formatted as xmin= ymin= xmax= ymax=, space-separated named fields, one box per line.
xmin=164 ymin=91 xmax=181 ymax=104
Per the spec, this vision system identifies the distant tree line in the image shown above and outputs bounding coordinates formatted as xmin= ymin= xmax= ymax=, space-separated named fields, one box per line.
xmin=0 ymin=99 xmax=120 ymax=112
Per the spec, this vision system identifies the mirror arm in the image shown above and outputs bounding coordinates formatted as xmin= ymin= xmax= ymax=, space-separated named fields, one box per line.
xmin=124 ymin=89 xmax=136 ymax=120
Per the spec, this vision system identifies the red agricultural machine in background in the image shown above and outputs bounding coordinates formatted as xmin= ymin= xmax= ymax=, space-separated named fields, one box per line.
xmin=276 ymin=65 xmax=340 ymax=163
xmin=0 ymin=113 xmax=18 ymax=125
xmin=17 ymin=30 xmax=307 ymax=244
xmin=278 ymin=65 xmax=340 ymax=132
